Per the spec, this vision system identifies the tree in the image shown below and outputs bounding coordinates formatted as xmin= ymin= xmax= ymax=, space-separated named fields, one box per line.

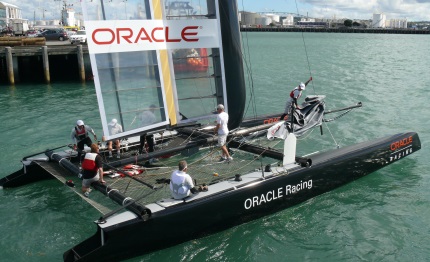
xmin=352 ymin=21 xmax=361 ymax=27
xmin=269 ymin=22 xmax=276 ymax=27
xmin=344 ymin=19 xmax=353 ymax=27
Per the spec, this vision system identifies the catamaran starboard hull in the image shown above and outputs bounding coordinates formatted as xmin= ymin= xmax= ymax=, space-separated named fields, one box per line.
xmin=64 ymin=132 xmax=420 ymax=261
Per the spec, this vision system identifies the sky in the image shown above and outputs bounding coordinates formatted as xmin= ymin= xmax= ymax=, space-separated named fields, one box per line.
xmin=7 ymin=0 xmax=430 ymax=23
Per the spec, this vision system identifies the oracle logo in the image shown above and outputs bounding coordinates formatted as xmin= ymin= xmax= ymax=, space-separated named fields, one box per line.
xmin=91 ymin=26 xmax=199 ymax=45
xmin=390 ymin=136 xmax=413 ymax=151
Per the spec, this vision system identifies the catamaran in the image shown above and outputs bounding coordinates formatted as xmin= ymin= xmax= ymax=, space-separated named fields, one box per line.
xmin=0 ymin=0 xmax=421 ymax=261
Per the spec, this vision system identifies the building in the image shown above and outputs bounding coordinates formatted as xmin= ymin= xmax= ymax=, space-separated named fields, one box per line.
xmin=61 ymin=6 xmax=76 ymax=26
xmin=265 ymin=13 xmax=280 ymax=23
xmin=372 ymin=13 xmax=386 ymax=28
xmin=239 ymin=11 xmax=260 ymax=27
xmin=0 ymin=1 xmax=23 ymax=28
xmin=387 ymin=18 xmax=408 ymax=29
xmin=282 ymin=14 xmax=294 ymax=27
xmin=255 ymin=16 xmax=272 ymax=26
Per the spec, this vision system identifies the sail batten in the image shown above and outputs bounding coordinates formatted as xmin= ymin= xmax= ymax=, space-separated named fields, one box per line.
xmin=178 ymin=95 xmax=217 ymax=101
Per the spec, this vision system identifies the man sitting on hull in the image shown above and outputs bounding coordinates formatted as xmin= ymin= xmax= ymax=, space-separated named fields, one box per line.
xmin=169 ymin=160 xmax=208 ymax=200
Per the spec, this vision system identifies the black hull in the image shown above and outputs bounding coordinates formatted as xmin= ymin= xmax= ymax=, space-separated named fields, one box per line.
xmin=64 ymin=132 xmax=421 ymax=261
xmin=0 ymin=163 xmax=53 ymax=188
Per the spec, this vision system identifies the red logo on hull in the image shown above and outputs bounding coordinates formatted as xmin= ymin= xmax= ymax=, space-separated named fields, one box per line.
xmin=390 ymin=136 xmax=413 ymax=151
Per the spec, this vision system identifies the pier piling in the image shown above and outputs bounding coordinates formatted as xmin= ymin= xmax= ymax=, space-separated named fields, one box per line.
xmin=5 ymin=47 xmax=14 ymax=84
xmin=42 ymin=46 xmax=50 ymax=83
xmin=77 ymin=45 xmax=85 ymax=82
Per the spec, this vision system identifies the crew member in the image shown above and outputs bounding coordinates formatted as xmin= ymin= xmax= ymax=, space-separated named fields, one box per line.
xmin=81 ymin=143 xmax=105 ymax=197
xmin=214 ymin=104 xmax=232 ymax=162
xmin=280 ymin=77 xmax=313 ymax=121
xmin=71 ymin=120 xmax=97 ymax=160
xmin=107 ymin=118 xmax=123 ymax=158
xmin=138 ymin=105 xmax=157 ymax=163
xmin=169 ymin=160 xmax=207 ymax=199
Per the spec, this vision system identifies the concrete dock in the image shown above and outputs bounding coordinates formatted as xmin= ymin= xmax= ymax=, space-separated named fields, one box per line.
xmin=0 ymin=44 xmax=91 ymax=84
xmin=241 ymin=27 xmax=430 ymax=34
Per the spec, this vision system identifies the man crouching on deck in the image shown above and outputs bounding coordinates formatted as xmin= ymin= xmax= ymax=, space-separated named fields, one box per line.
xmin=81 ymin=143 xmax=105 ymax=197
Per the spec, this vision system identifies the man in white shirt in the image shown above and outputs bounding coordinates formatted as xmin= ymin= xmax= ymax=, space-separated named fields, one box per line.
xmin=170 ymin=160 xmax=195 ymax=199
xmin=214 ymin=104 xmax=232 ymax=162
xmin=107 ymin=118 xmax=123 ymax=158
xmin=169 ymin=160 xmax=208 ymax=199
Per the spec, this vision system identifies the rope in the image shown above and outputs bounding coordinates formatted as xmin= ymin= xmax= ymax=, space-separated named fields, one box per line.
xmin=323 ymin=108 xmax=354 ymax=122
xmin=294 ymin=0 xmax=315 ymax=95
xmin=323 ymin=120 xmax=340 ymax=148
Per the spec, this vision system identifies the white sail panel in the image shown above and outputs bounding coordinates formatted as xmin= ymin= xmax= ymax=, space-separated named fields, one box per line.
xmin=81 ymin=0 xmax=228 ymax=141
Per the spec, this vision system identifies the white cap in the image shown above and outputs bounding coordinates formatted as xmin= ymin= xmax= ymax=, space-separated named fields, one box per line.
xmin=109 ymin=119 xmax=117 ymax=126
xmin=76 ymin=120 xmax=84 ymax=126
xmin=299 ymin=82 xmax=305 ymax=90
xmin=217 ymin=104 xmax=224 ymax=110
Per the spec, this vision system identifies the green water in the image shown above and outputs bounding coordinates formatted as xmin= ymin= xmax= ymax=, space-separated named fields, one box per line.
xmin=1 ymin=32 xmax=429 ymax=261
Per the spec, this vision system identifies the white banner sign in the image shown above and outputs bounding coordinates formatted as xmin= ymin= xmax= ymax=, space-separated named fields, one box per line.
xmin=85 ymin=19 xmax=220 ymax=54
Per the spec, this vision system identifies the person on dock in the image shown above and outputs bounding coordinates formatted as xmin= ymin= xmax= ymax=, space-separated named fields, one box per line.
xmin=71 ymin=120 xmax=97 ymax=160
xmin=81 ymin=143 xmax=105 ymax=197
xmin=169 ymin=160 xmax=207 ymax=199
xmin=107 ymin=119 xmax=123 ymax=159
xmin=138 ymin=105 xmax=157 ymax=162
xmin=214 ymin=104 xmax=233 ymax=162
xmin=279 ymin=77 xmax=313 ymax=121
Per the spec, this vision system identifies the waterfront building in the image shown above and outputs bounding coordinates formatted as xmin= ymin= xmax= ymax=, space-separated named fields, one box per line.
xmin=0 ymin=1 xmax=23 ymax=28
xmin=239 ymin=11 xmax=260 ymax=27
xmin=372 ymin=13 xmax=386 ymax=28
xmin=387 ymin=18 xmax=408 ymax=29
xmin=255 ymin=16 xmax=272 ymax=26
xmin=282 ymin=14 xmax=294 ymax=27
xmin=265 ymin=13 xmax=280 ymax=23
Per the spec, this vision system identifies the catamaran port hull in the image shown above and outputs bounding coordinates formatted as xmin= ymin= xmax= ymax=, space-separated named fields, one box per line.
xmin=64 ymin=132 xmax=421 ymax=262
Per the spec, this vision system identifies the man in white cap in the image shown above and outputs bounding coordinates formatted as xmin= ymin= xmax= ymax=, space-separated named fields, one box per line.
xmin=70 ymin=120 xmax=97 ymax=160
xmin=280 ymin=76 xmax=312 ymax=121
xmin=214 ymin=104 xmax=233 ymax=162
xmin=107 ymin=118 xmax=123 ymax=158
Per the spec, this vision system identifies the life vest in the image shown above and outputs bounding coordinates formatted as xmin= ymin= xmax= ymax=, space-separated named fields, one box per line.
xmin=290 ymin=88 xmax=301 ymax=99
xmin=81 ymin=153 xmax=98 ymax=172
xmin=75 ymin=126 xmax=88 ymax=140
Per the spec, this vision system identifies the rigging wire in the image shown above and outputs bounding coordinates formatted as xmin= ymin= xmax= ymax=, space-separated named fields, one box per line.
xmin=293 ymin=0 xmax=340 ymax=148
xmin=240 ymin=0 xmax=258 ymax=120
xmin=294 ymin=0 xmax=315 ymax=95
xmin=217 ymin=0 xmax=259 ymax=126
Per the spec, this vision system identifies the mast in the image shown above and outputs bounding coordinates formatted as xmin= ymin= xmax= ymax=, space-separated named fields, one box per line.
xmin=213 ymin=0 xmax=246 ymax=130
